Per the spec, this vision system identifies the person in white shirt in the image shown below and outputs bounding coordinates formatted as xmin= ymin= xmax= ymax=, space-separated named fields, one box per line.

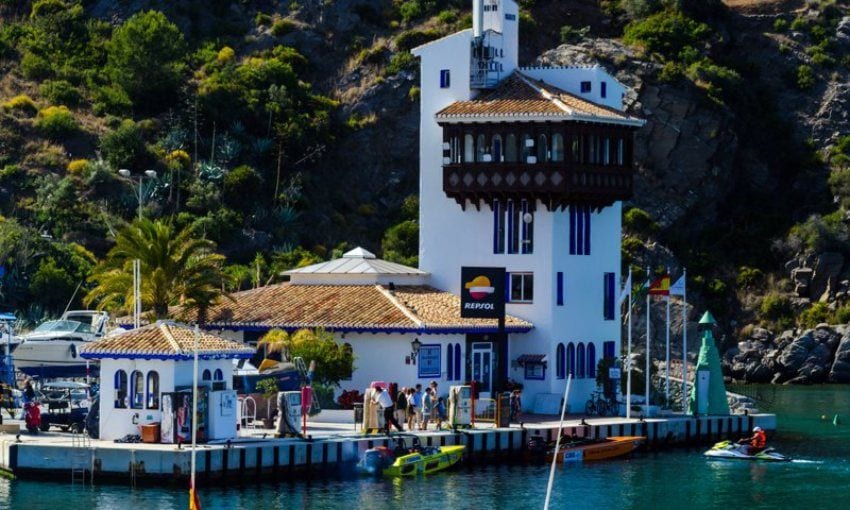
xmin=372 ymin=386 xmax=403 ymax=434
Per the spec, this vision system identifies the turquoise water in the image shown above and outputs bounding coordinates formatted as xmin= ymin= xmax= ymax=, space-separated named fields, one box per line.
xmin=2 ymin=385 xmax=849 ymax=509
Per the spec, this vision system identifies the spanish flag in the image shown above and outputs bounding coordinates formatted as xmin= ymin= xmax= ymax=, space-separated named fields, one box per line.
xmin=648 ymin=274 xmax=670 ymax=295
xmin=190 ymin=486 xmax=201 ymax=510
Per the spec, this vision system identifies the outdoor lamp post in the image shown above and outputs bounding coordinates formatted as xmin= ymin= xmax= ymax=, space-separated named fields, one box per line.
xmin=410 ymin=338 xmax=422 ymax=365
xmin=117 ymin=168 xmax=158 ymax=329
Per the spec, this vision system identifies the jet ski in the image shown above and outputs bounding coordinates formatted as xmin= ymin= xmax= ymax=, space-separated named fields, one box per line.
xmin=357 ymin=436 xmax=465 ymax=476
xmin=704 ymin=440 xmax=791 ymax=462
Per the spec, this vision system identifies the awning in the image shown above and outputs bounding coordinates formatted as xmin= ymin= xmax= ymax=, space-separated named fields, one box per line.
xmin=516 ymin=354 xmax=546 ymax=365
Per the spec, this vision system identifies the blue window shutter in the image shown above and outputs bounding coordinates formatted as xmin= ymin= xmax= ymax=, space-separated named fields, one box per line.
xmin=601 ymin=82 xmax=607 ymax=98
xmin=493 ymin=201 xmax=501 ymax=254
xmin=584 ymin=207 xmax=591 ymax=255
xmin=556 ymin=272 xmax=564 ymax=306
xmin=604 ymin=341 xmax=615 ymax=360
xmin=577 ymin=343 xmax=585 ymax=378
xmin=569 ymin=207 xmax=576 ymax=255
xmin=454 ymin=344 xmax=461 ymax=380
xmin=576 ymin=206 xmax=584 ymax=255
xmin=504 ymin=271 xmax=511 ymax=303
xmin=507 ymin=200 xmax=515 ymax=253
xmin=440 ymin=69 xmax=451 ymax=88
xmin=447 ymin=343 xmax=453 ymax=381
xmin=587 ymin=343 xmax=596 ymax=377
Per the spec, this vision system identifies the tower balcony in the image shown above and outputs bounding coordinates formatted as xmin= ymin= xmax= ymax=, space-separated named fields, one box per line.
xmin=442 ymin=162 xmax=633 ymax=210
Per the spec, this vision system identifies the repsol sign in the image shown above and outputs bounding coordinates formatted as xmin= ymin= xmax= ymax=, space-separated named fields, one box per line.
xmin=460 ymin=267 xmax=505 ymax=319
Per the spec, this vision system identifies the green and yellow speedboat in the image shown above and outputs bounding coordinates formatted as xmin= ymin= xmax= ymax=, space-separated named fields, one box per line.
xmin=358 ymin=443 xmax=466 ymax=477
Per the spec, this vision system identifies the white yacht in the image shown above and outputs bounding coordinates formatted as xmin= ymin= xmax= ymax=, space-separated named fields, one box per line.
xmin=12 ymin=310 xmax=109 ymax=378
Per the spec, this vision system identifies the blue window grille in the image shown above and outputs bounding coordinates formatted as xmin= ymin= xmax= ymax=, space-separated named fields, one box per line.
xmin=556 ymin=272 xmax=564 ymax=306
xmin=569 ymin=206 xmax=591 ymax=255
xmin=604 ymin=272 xmax=616 ymax=320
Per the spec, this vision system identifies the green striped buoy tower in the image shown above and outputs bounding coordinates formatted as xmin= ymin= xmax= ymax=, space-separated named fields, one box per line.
xmin=687 ymin=311 xmax=730 ymax=416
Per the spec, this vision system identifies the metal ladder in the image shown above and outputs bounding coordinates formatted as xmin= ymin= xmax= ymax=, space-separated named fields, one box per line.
xmin=70 ymin=431 xmax=90 ymax=484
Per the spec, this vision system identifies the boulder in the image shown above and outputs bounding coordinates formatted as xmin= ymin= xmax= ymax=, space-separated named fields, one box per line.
xmin=810 ymin=252 xmax=844 ymax=301
xmin=777 ymin=331 xmax=815 ymax=375
xmin=791 ymin=267 xmax=813 ymax=297
xmin=829 ymin=332 xmax=850 ymax=382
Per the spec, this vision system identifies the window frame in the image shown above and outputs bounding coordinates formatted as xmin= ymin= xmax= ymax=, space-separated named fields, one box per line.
xmin=130 ymin=370 xmax=144 ymax=410
xmin=146 ymin=371 xmax=160 ymax=410
xmin=556 ymin=343 xmax=565 ymax=379
xmin=587 ymin=343 xmax=597 ymax=378
xmin=580 ymin=81 xmax=592 ymax=93
xmin=114 ymin=369 xmax=128 ymax=409
xmin=509 ymin=272 xmax=534 ymax=303
xmin=577 ymin=343 xmax=586 ymax=378
xmin=440 ymin=69 xmax=451 ymax=88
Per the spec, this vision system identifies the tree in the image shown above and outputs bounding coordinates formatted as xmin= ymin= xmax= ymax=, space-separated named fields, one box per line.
xmin=257 ymin=328 xmax=354 ymax=387
xmin=106 ymin=10 xmax=187 ymax=109
xmin=382 ymin=219 xmax=418 ymax=267
xmin=84 ymin=218 xmax=229 ymax=321
xmin=257 ymin=328 xmax=291 ymax=358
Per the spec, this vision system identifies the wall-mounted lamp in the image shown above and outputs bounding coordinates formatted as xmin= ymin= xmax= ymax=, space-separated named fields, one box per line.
xmin=410 ymin=338 xmax=422 ymax=365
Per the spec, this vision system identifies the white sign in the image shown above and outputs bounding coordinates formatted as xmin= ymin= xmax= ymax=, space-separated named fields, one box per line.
xmin=608 ymin=368 xmax=622 ymax=379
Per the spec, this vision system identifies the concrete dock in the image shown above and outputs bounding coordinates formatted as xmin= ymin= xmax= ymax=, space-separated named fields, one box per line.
xmin=0 ymin=411 xmax=777 ymax=484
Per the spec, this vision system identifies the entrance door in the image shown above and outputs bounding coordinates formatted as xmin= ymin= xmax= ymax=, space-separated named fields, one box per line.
xmin=471 ymin=342 xmax=493 ymax=397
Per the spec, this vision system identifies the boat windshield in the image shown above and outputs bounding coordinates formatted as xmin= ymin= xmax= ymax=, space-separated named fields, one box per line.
xmin=32 ymin=320 xmax=93 ymax=334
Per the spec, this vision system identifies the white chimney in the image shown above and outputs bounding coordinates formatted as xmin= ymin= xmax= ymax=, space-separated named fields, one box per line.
xmin=473 ymin=0 xmax=484 ymax=37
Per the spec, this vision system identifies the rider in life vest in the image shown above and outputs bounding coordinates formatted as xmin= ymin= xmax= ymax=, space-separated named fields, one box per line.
xmin=741 ymin=426 xmax=767 ymax=454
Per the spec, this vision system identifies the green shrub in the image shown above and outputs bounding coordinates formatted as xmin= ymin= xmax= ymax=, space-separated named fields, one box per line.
xmin=799 ymin=302 xmax=831 ymax=328
xmin=399 ymin=0 xmax=426 ymax=23
xmin=382 ymin=219 xmax=418 ymax=267
xmin=790 ymin=17 xmax=808 ymax=32
xmin=93 ymin=84 xmax=132 ymax=116
xmin=759 ymin=293 xmax=792 ymax=321
xmin=623 ymin=9 xmax=710 ymax=61
xmin=255 ymin=12 xmax=272 ymax=26
xmin=519 ymin=10 xmax=537 ymax=32
xmin=560 ymin=25 xmax=590 ymax=44
xmin=773 ymin=18 xmax=789 ymax=33
xmin=787 ymin=211 xmax=848 ymax=254
xmin=39 ymin=80 xmax=82 ymax=106
xmin=271 ymin=19 xmax=296 ymax=36
xmin=623 ymin=207 xmax=658 ymax=233
xmin=658 ymin=61 xmax=685 ymax=82
xmin=836 ymin=306 xmax=850 ymax=325
xmin=796 ymin=64 xmax=815 ymax=90
xmin=408 ymin=85 xmax=420 ymax=101
xmin=20 ymin=52 xmax=52 ymax=79
xmin=386 ymin=52 xmax=416 ymax=75
xmin=829 ymin=135 xmax=850 ymax=169
xmin=99 ymin=119 xmax=149 ymax=170
xmin=807 ymin=45 xmax=835 ymax=67
xmin=223 ymin=165 xmax=263 ymax=210
xmin=35 ymin=105 xmax=78 ymax=139
xmin=395 ymin=29 xmax=440 ymax=52
xmin=1 ymin=94 xmax=38 ymax=115
xmin=437 ymin=9 xmax=458 ymax=24
xmin=736 ymin=266 xmax=764 ymax=289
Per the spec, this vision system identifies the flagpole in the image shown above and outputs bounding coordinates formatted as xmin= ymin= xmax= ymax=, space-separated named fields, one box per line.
xmin=626 ymin=267 xmax=632 ymax=419
xmin=665 ymin=268 xmax=671 ymax=406
xmin=682 ymin=268 xmax=688 ymax=411
xmin=190 ymin=325 xmax=199 ymax=509
xmin=645 ymin=266 xmax=650 ymax=408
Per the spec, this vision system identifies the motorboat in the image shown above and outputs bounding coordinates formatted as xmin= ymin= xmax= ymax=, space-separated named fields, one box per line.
xmin=12 ymin=310 xmax=108 ymax=378
xmin=704 ymin=440 xmax=791 ymax=462
xmin=358 ymin=439 xmax=465 ymax=476
xmin=232 ymin=358 xmax=302 ymax=394
xmin=543 ymin=436 xmax=646 ymax=463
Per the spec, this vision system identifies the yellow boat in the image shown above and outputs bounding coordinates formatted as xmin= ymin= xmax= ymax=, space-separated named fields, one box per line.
xmin=358 ymin=444 xmax=466 ymax=476
xmin=547 ymin=436 xmax=645 ymax=463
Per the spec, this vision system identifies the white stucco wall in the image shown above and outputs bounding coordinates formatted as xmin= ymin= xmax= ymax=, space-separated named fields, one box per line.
xmin=521 ymin=66 xmax=626 ymax=111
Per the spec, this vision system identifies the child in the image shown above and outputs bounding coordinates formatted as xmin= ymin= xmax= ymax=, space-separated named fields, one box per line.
xmin=435 ymin=397 xmax=447 ymax=430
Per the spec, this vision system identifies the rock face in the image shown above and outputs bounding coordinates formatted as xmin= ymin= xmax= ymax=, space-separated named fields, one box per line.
xmin=788 ymin=252 xmax=846 ymax=301
xmin=724 ymin=325 xmax=848 ymax=384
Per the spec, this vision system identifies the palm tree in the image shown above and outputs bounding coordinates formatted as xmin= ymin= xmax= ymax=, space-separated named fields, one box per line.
xmin=84 ymin=218 xmax=230 ymax=322
xmin=257 ymin=328 xmax=291 ymax=360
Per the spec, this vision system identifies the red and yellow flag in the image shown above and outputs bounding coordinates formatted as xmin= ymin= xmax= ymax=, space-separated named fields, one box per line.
xmin=648 ymin=274 xmax=670 ymax=296
xmin=190 ymin=487 xmax=201 ymax=510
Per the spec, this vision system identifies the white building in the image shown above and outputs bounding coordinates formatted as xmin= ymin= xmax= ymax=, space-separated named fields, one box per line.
xmin=411 ymin=0 xmax=644 ymax=410
xmin=80 ymin=322 xmax=253 ymax=441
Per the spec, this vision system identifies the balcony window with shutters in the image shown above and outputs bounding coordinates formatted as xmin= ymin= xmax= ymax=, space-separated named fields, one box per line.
xmin=464 ymin=134 xmax=475 ymax=163
xmin=536 ymin=134 xmax=547 ymax=162
xmin=521 ymin=134 xmax=533 ymax=162
xmin=603 ymin=138 xmax=611 ymax=165
xmin=552 ymin=134 xmax=564 ymax=162
xmin=477 ymin=134 xmax=487 ymax=162
xmin=505 ymin=134 xmax=518 ymax=162
xmin=510 ymin=272 xmax=534 ymax=303
xmin=491 ymin=134 xmax=503 ymax=163
xmin=617 ymin=139 xmax=625 ymax=166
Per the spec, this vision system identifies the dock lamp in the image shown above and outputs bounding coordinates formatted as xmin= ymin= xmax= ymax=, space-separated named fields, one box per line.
xmin=410 ymin=338 xmax=422 ymax=365
xmin=117 ymin=168 xmax=158 ymax=329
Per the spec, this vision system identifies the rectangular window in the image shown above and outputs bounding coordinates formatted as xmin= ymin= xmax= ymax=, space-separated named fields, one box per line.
xmin=601 ymin=81 xmax=607 ymax=98
xmin=603 ymin=341 xmax=616 ymax=360
xmin=580 ymin=81 xmax=591 ymax=93
xmin=604 ymin=272 xmax=615 ymax=320
xmin=418 ymin=344 xmax=441 ymax=378
xmin=493 ymin=200 xmax=505 ymax=254
xmin=569 ymin=206 xmax=591 ymax=255
xmin=510 ymin=273 xmax=534 ymax=303
xmin=520 ymin=199 xmax=533 ymax=254
xmin=556 ymin=272 xmax=564 ymax=306
xmin=524 ymin=363 xmax=545 ymax=380
xmin=505 ymin=13 xmax=516 ymax=20
xmin=440 ymin=69 xmax=451 ymax=88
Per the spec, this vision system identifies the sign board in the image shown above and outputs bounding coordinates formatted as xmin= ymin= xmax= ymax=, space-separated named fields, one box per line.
xmin=608 ymin=368 xmax=622 ymax=380
xmin=460 ymin=267 xmax=506 ymax=319
xmin=417 ymin=344 xmax=441 ymax=378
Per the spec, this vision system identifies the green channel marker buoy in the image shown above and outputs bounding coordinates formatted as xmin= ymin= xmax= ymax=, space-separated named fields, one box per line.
xmin=834 ymin=414 xmax=840 ymax=426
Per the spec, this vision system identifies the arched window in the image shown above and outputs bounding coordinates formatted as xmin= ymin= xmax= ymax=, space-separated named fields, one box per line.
xmin=464 ymin=134 xmax=475 ymax=163
xmin=202 ymin=369 xmax=211 ymax=381
xmin=505 ymin=134 xmax=518 ymax=162
xmin=476 ymin=134 xmax=487 ymax=162
xmin=587 ymin=343 xmax=597 ymax=378
xmin=537 ymin=134 xmax=548 ymax=162
xmin=146 ymin=371 xmax=159 ymax=410
xmin=114 ymin=370 xmax=128 ymax=409
xmin=454 ymin=343 xmax=461 ymax=381
xmin=130 ymin=370 xmax=144 ymax=409
xmin=566 ymin=342 xmax=575 ymax=377
xmin=447 ymin=343 xmax=454 ymax=381
xmin=213 ymin=369 xmax=224 ymax=381
xmin=556 ymin=343 xmax=565 ymax=379
xmin=577 ymin=343 xmax=586 ymax=378
xmin=491 ymin=135 xmax=502 ymax=163
xmin=552 ymin=134 xmax=564 ymax=162
xmin=521 ymin=134 xmax=533 ymax=162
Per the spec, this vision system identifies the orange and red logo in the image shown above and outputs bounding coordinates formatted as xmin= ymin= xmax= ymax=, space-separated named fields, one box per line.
xmin=465 ymin=275 xmax=495 ymax=300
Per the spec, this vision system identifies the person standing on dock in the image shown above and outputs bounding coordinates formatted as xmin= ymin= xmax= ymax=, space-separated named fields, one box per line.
xmin=396 ymin=387 xmax=408 ymax=426
xmin=423 ymin=387 xmax=435 ymax=430
xmin=373 ymin=386 xmax=403 ymax=434
xmin=411 ymin=384 xmax=424 ymax=430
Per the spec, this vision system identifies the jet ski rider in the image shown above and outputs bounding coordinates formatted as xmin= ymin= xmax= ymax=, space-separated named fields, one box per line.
xmin=739 ymin=426 xmax=767 ymax=454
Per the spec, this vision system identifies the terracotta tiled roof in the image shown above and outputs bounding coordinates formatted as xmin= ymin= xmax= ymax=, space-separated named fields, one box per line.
xmin=117 ymin=284 xmax=533 ymax=334
xmin=80 ymin=322 xmax=254 ymax=360
xmin=436 ymin=71 xmax=643 ymax=126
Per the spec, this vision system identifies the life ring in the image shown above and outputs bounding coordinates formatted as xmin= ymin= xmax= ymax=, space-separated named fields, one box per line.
xmin=70 ymin=343 xmax=77 ymax=358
